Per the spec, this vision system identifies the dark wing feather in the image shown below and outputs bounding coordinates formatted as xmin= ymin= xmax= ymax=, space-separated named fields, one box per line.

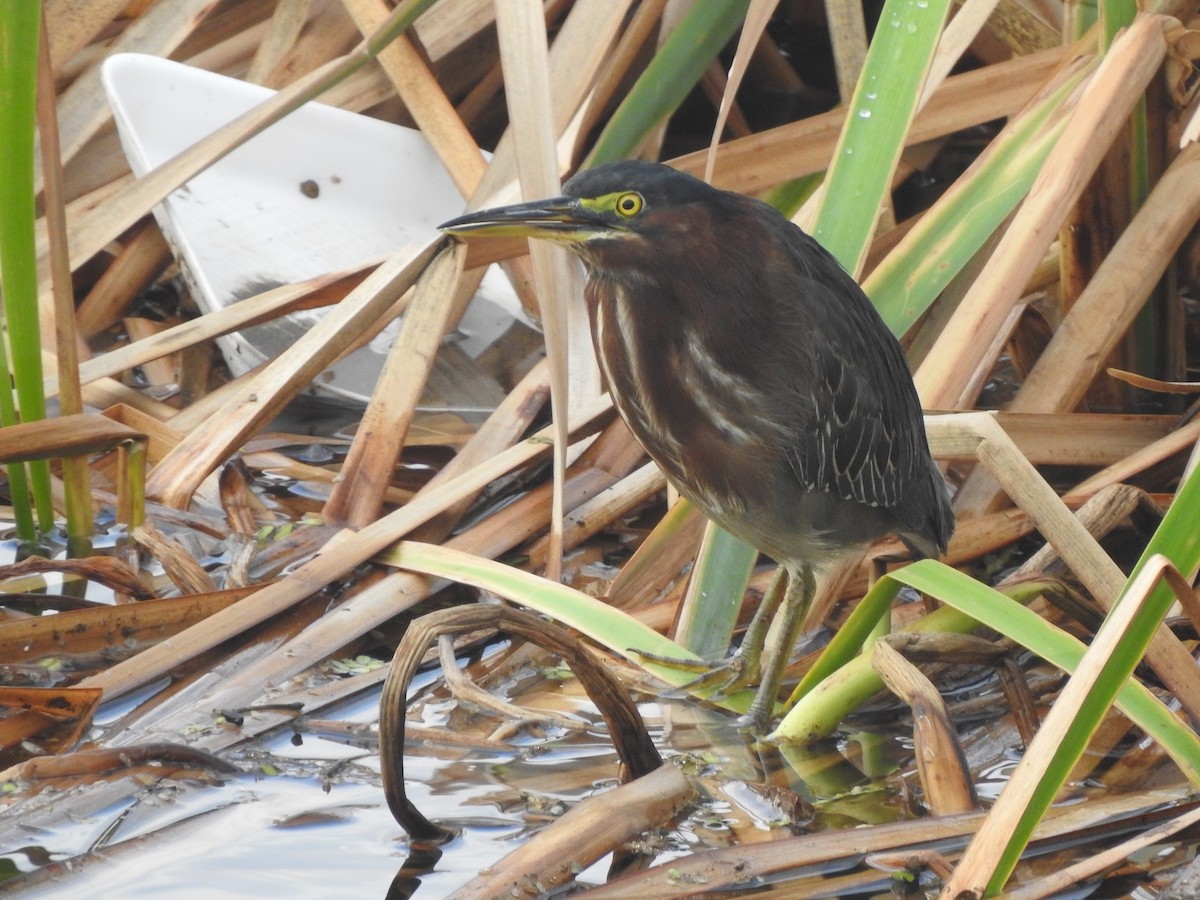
xmin=755 ymin=214 xmax=947 ymax=545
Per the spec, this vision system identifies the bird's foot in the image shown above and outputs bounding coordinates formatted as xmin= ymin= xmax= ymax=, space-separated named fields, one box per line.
xmin=629 ymin=646 xmax=761 ymax=699
xmin=629 ymin=566 xmax=814 ymax=731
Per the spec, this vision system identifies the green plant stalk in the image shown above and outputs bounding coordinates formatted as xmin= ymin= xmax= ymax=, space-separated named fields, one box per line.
xmin=772 ymin=561 xmax=1200 ymax=791
xmin=864 ymin=60 xmax=1090 ymax=334
xmin=1100 ymin=0 xmax=1138 ymax=48
xmin=0 ymin=1 xmax=47 ymax=540
xmin=675 ymin=520 xmax=757 ymax=659
xmin=761 ymin=173 xmax=823 ymax=218
xmin=37 ymin=7 xmax=92 ymax=552
xmin=123 ymin=438 xmax=147 ymax=531
xmin=585 ymin=1 xmax=751 ymax=167
xmin=812 ymin=0 xmax=952 ymax=277
xmin=1068 ymin=0 xmax=1099 ymax=38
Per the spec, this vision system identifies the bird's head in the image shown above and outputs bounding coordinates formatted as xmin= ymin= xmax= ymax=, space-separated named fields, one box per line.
xmin=439 ymin=160 xmax=721 ymax=270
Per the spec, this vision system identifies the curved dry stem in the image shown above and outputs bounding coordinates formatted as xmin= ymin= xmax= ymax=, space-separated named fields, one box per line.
xmin=378 ymin=604 xmax=662 ymax=841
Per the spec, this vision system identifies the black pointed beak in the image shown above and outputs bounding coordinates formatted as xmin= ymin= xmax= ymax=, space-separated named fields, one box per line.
xmin=439 ymin=197 xmax=612 ymax=242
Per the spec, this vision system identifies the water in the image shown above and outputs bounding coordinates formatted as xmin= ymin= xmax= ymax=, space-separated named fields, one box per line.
xmin=1 ymin=700 xmax=525 ymax=898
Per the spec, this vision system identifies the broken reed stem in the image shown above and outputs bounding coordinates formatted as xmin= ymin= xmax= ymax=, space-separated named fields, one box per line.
xmin=454 ymin=763 xmax=694 ymax=899
xmin=872 ymin=638 xmax=977 ymax=816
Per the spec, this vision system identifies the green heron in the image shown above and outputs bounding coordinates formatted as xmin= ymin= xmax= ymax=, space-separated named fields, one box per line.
xmin=440 ymin=160 xmax=953 ymax=725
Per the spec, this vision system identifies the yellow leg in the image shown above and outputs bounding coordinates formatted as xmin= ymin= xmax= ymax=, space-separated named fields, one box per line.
xmin=745 ymin=563 xmax=815 ymax=728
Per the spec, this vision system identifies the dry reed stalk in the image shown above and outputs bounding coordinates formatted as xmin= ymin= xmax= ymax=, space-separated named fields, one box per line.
xmin=236 ymin=448 xmax=414 ymax=508
xmin=1005 ymin=804 xmax=1200 ymax=900
xmin=583 ymin=786 xmax=1196 ymax=899
xmin=408 ymin=358 xmax=552 ymax=542
xmin=104 ymin=412 xmax=630 ymax=748
xmin=243 ymin=0 xmax=312 ymax=86
xmin=702 ymin=0 xmax=793 ymax=188
xmin=0 ymin=588 xmax=255 ymax=674
xmin=163 ymin=361 xmax=268 ymax=434
xmin=342 ymin=0 xmax=487 ymax=195
xmin=606 ymin=495 xmax=707 ymax=609
xmin=0 ymin=686 xmax=102 ymax=751
xmin=1016 ymin=484 xmax=1154 ymax=583
xmin=74 ymin=222 xmax=171 ymax=340
xmin=151 ymin=274 xmax=426 ymax=438
xmin=410 ymin=420 xmax=643 ymax=578
xmin=287 ymin=52 xmax=393 ymax=110
xmin=0 ymin=414 xmax=145 ymax=468
xmin=496 ymin=0 xmax=580 ymax=582
xmin=921 ymin=0 xmax=1003 ymax=106
xmin=176 ymin=342 xmax=213 ymax=408
xmin=997 ymin=0 xmax=1065 ymax=52
xmin=81 ymin=378 xmax=177 ymax=421
xmin=433 ymin=634 xmax=586 ymax=733
xmin=584 ymin=811 xmax=988 ymax=899
xmin=455 ymin=1 xmax=634 ymax=328
xmin=33 ymin=172 xmax=132 ymax=266
xmin=1064 ymin=420 xmax=1200 ymax=503
xmin=44 ymin=0 xmax=130 ymax=70
xmin=244 ymin=0 xmax=358 ymax=88
xmin=700 ymin=63 xmax=753 ymax=142
xmin=323 ymin=243 xmax=467 ymax=526
xmin=1021 ymin=140 xmax=1200 ymax=411
xmin=119 ymin=318 xmax=177 ymax=386
xmin=575 ymin=0 xmax=669 ymax=158
xmin=913 ymin=15 xmax=1170 ymax=410
xmin=110 ymin=441 xmax=638 ymax=748
xmin=915 ymin=504 xmax=1035 ymax=564
xmin=1 ymin=743 xmax=239 ymax=785
xmin=177 ymin=7 xmax=274 ymax=79
xmin=991 ymin=412 xmax=1177 ymax=465
xmin=466 ymin=0 xmax=631 ymax=209
xmin=378 ymin=603 xmax=664 ymax=841
xmin=826 ymin=0 xmax=870 ymax=103
xmin=0 ymin=555 xmax=151 ymax=606
xmin=37 ymin=9 xmax=96 ymax=542
xmin=131 ymin=522 xmax=217 ymax=594
xmin=1061 ymin=697 xmax=1147 ymax=787
xmin=36 ymin=20 xmax=80 ymax=366
xmin=526 ymin=461 xmax=666 ymax=570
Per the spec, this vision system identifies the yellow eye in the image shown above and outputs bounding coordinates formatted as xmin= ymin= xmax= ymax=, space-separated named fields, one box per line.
xmin=614 ymin=192 xmax=644 ymax=218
